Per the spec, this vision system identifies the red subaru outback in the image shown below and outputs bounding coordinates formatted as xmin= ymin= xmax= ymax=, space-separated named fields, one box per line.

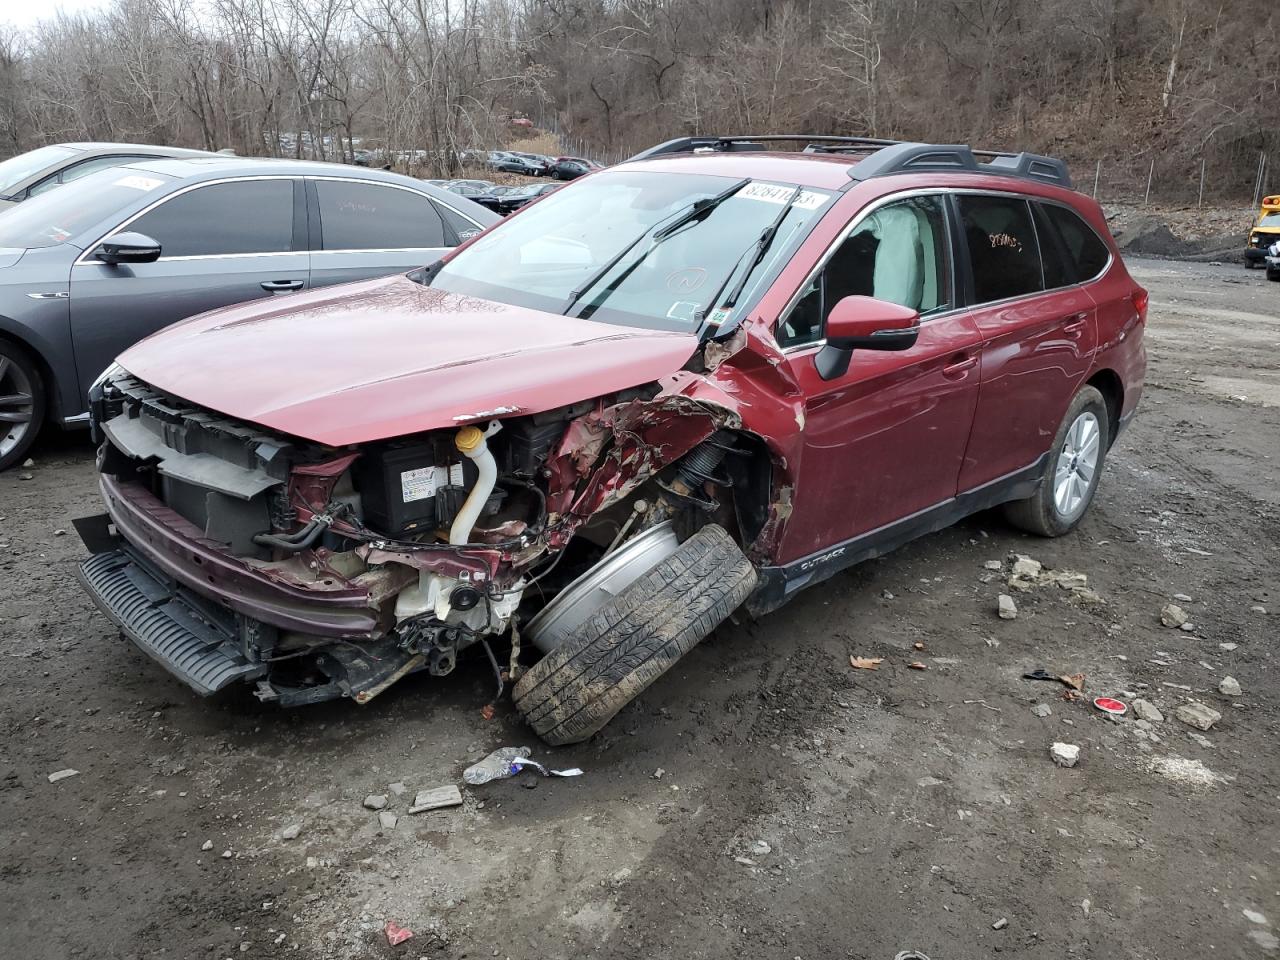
xmin=78 ymin=136 xmax=1146 ymax=743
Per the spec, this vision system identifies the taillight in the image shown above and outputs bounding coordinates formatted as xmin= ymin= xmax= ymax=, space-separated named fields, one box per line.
xmin=1131 ymin=287 xmax=1149 ymax=323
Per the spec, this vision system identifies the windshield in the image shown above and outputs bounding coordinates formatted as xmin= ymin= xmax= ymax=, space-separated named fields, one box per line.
xmin=1259 ymin=212 xmax=1280 ymax=228
xmin=431 ymin=170 xmax=834 ymax=333
xmin=0 ymin=168 xmax=173 ymax=249
xmin=0 ymin=145 xmax=79 ymax=195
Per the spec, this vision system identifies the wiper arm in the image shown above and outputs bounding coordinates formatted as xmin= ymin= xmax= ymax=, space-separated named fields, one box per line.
xmin=563 ymin=178 xmax=750 ymax=315
xmin=696 ymin=186 xmax=803 ymax=330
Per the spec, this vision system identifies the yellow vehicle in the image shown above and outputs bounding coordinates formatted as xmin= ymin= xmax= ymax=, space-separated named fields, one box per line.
xmin=1245 ymin=194 xmax=1280 ymax=268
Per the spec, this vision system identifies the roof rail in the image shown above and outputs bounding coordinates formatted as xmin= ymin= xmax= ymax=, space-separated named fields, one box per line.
xmin=624 ymin=135 xmax=1073 ymax=190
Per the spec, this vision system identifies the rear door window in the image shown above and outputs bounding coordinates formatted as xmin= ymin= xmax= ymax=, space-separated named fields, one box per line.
xmin=314 ymin=180 xmax=446 ymax=250
xmin=129 ymin=179 xmax=294 ymax=257
xmin=1039 ymin=202 xmax=1110 ymax=283
xmin=957 ymin=195 xmax=1043 ymax=303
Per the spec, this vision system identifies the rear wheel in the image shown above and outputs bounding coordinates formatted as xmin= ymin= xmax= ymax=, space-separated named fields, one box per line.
xmin=0 ymin=339 xmax=44 ymax=472
xmin=1004 ymin=385 xmax=1109 ymax=537
xmin=513 ymin=524 xmax=756 ymax=746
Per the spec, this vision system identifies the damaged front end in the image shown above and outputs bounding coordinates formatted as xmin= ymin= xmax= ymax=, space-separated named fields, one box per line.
xmin=78 ymin=372 xmax=754 ymax=706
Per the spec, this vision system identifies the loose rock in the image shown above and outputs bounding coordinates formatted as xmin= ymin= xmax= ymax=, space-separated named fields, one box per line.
xmin=279 ymin=823 xmax=302 ymax=840
xmin=408 ymin=785 xmax=463 ymax=814
xmin=378 ymin=811 xmax=398 ymax=831
xmin=1030 ymin=703 xmax=1052 ymax=718
xmin=992 ymin=917 xmax=1009 ymax=930
xmin=1249 ymin=605 xmax=1267 ymax=615
xmin=1218 ymin=676 xmax=1241 ymax=696
xmin=750 ymin=840 xmax=771 ymax=856
xmin=997 ymin=594 xmax=1018 ymax=620
xmin=1172 ymin=593 xmax=1193 ymax=602
xmin=363 ymin=794 xmax=388 ymax=811
xmin=1050 ymin=743 xmax=1080 ymax=768
xmin=1160 ymin=604 xmax=1188 ymax=628
xmin=201 ymin=840 xmax=214 ymax=851
xmin=389 ymin=781 xmax=406 ymax=796
xmin=1175 ymin=701 xmax=1221 ymax=731
xmin=1011 ymin=555 xmax=1042 ymax=578
xmin=47 ymin=768 xmax=79 ymax=783
xmin=1131 ymin=699 xmax=1164 ymax=723
xmin=983 ymin=560 xmax=1003 ymax=571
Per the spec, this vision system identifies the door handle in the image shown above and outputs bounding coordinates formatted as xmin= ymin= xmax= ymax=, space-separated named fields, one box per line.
xmin=1062 ymin=312 xmax=1090 ymax=335
xmin=942 ymin=354 xmax=978 ymax=378
xmin=261 ymin=279 xmax=304 ymax=292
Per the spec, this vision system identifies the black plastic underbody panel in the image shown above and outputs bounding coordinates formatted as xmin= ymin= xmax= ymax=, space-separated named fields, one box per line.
xmin=78 ymin=548 xmax=265 ymax=695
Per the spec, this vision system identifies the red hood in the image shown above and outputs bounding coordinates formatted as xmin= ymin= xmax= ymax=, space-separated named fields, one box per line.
xmin=117 ymin=274 xmax=697 ymax=446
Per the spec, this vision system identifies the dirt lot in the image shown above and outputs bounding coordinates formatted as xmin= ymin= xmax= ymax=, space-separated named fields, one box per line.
xmin=2 ymin=259 xmax=1277 ymax=960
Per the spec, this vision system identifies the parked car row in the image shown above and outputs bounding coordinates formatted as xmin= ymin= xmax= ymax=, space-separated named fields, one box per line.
xmin=485 ymin=152 xmax=603 ymax=180
xmin=58 ymin=133 xmax=1144 ymax=750
xmin=0 ymin=150 xmax=498 ymax=470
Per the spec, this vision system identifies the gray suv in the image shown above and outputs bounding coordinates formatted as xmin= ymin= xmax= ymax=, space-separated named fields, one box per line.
xmin=0 ymin=156 xmax=498 ymax=469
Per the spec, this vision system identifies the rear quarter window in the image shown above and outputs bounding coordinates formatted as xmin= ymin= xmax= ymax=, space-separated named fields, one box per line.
xmin=1040 ymin=203 xmax=1109 ymax=283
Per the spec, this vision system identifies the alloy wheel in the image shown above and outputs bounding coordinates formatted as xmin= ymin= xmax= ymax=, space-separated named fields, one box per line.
xmin=0 ymin=352 xmax=35 ymax=460
xmin=1052 ymin=410 xmax=1101 ymax=519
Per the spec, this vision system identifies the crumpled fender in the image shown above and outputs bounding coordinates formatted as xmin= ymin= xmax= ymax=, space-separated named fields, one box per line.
xmin=544 ymin=330 xmax=808 ymax=561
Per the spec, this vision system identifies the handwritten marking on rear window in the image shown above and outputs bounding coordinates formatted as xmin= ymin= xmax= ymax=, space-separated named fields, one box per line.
xmin=989 ymin=232 xmax=1024 ymax=253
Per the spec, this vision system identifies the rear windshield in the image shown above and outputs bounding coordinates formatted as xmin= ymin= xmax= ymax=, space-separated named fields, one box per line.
xmin=0 ymin=145 xmax=79 ymax=196
xmin=0 ymin=168 xmax=173 ymax=249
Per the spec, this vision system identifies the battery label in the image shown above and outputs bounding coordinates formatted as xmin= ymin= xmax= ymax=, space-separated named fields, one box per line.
xmin=400 ymin=463 xmax=465 ymax=503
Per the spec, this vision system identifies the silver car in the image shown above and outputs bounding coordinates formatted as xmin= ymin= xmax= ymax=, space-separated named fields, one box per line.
xmin=0 ymin=155 xmax=498 ymax=469
xmin=0 ymin=142 xmax=215 ymax=209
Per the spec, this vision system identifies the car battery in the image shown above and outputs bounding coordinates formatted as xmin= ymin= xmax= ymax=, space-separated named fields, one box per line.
xmin=355 ymin=438 xmax=474 ymax=536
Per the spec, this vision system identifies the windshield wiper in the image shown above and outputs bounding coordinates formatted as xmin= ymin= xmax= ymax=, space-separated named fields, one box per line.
xmin=695 ymin=186 xmax=803 ymax=330
xmin=562 ymin=178 xmax=750 ymax=316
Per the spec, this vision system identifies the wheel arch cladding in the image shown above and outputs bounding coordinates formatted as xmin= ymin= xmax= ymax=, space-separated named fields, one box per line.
xmin=1086 ymin=368 xmax=1123 ymax=446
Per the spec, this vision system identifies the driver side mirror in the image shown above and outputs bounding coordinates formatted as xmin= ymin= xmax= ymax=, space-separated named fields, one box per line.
xmin=816 ymin=295 xmax=920 ymax=380
xmin=93 ymin=232 xmax=161 ymax=266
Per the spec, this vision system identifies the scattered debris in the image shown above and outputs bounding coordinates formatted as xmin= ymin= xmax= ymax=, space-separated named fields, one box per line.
xmin=997 ymin=594 xmax=1018 ymax=619
xmin=384 ymin=921 xmax=414 ymax=947
xmin=1160 ymin=604 xmax=1189 ymax=628
xmin=47 ymin=768 xmax=79 ymax=783
xmin=750 ymin=840 xmax=771 ymax=856
xmin=880 ymin=589 xmax=895 ymax=600
xmin=201 ymin=840 xmax=214 ymax=851
xmin=279 ymin=823 xmax=302 ymax=840
xmin=1179 ymin=622 xmax=1196 ymax=632
xmin=53 ymin=528 xmax=65 ymax=536
xmin=378 ymin=811 xmax=398 ymax=831
xmin=21 ymin=457 xmax=34 ymax=468
xmin=1187 ymin=732 xmax=1213 ymax=749
xmin=1131 ymin=699 xmax=1164 ymax=723
xmin=992 ymin=917 xmax=1009 ymax=930
xmin=984 ymin=560 xmax=1003 ymax=570
xmin=1050 ymin=743 xmax=1081 ymax=768
xmin=465 ymin=747 xmax=533 ymax=785
xmin=510 ymin=756 xmax=583 ymax=778
xmin=1218 ymin=676 xmax=1241 ymax=696
xmin=1023 ymin=669 xmax=1085 ymax=693
xmin=652 ymin=768 xmax=665 ymax=780
xmin=1081 ymin=899 xmax=1091 ymax=916
xmin=1060 ymin=673 xmax=1085 ymax=692
xmin=1010 ymin=555 xmax=1042 ymax=579
xmin=1093 ymin=697 xmax=1127 ymax=717
xmin=1172 ymin=593 xmax=1193 ymax=602
xmin=1030 ymin=703 xmax=1053 ymax=718
xmin=1150 ymin=755 xmax=1224 ymax=786
xmin=913 ymin=641 xmax=925 ymax=650
xmin=221 ymin=849 xmax=233 ymax=859
xmin=389 ymin=781 xmax=406 ymax=796
xmin=1248 ymin=930 xmax=1280 ymax=952
xmin=908 ymin=661 xmax=927 ymax=670
xmin=17 ymin=472 xmax=32 ymax=480
xmin=1175 ymin=701 xmax=1221 ymax=731
xmin=850 ymin=656 xmax=883 ymax=670
xmin=363 ymin=794 xmax=388 ymax=811
xmin=893 ymin=951 xmax=932 ymax=960
xmin=408 ymin=785 xmax=464 ymax=814
xmin=1250 ymin=605 xmax=1268 ymax=615
xmin=733 ymin=856 xmax=756 ymax=866
xmin=1219 ymin=642 xmax=1238 ymax=651
xmin=916 ymin=776 xmax=944 ymax=787
xmin=963 ymin=698 xmax=1000 ymax=711
xmin=1244 ymin=909 xmax=1269 ymax=925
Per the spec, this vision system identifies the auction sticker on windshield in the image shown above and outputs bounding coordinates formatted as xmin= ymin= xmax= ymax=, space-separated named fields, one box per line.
xmin=739 ymin=182 xmax=829 ymax=209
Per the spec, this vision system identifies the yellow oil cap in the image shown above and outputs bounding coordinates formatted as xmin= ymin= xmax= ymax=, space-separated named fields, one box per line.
xmin=455 ymin=425 xmax=484 ymax=453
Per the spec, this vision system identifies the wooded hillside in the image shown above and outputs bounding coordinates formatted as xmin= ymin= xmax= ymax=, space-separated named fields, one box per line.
xmin=0 ymin=0 xmax=1274 ymax=199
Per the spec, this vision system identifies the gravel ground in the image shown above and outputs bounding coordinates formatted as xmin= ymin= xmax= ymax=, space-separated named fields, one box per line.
xmin=1 ymin=258 xmax=1277 ymax=960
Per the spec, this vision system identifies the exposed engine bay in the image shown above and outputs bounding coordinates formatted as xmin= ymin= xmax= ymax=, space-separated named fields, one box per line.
xmin=79 ymin=372 xmax=771 ymax=707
